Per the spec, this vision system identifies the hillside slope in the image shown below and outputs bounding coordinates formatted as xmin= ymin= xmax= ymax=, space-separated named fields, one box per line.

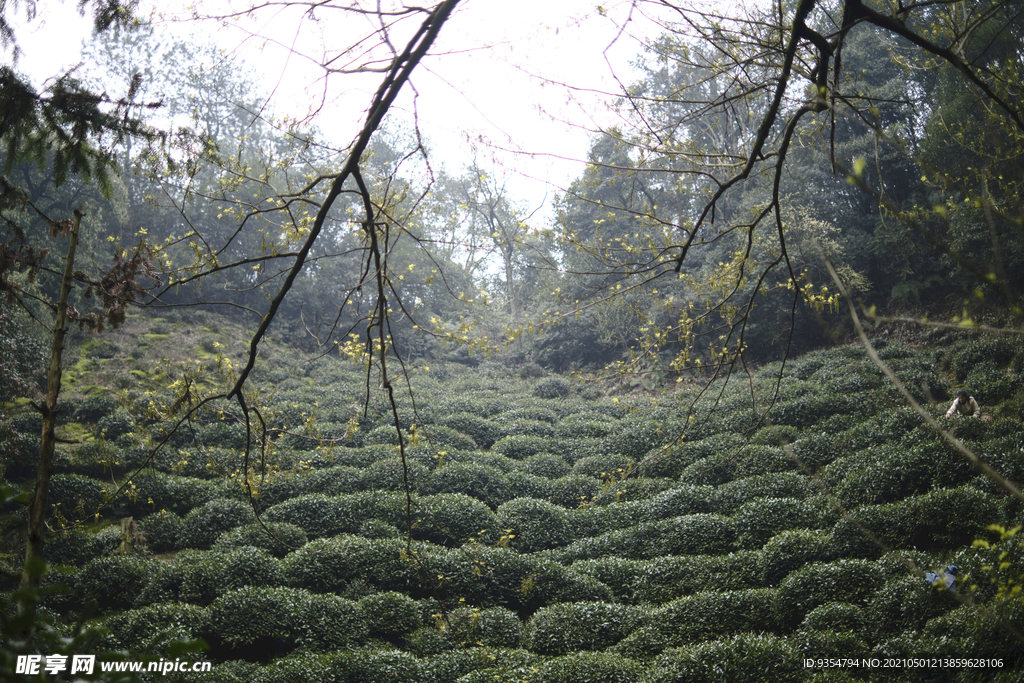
xmin=2 ymin=312 xmax=1023 ymax=682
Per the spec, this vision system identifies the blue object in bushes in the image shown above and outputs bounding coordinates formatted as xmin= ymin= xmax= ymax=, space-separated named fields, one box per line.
xmin=924 ymin=565 xmax=957 ymax=593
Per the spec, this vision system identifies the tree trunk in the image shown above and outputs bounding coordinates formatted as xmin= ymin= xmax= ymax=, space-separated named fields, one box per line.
xmin=21 ymin=209 xmax=82 ymax=589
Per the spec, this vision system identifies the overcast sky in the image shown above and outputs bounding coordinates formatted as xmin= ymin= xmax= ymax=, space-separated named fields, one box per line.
xmin=7 ymin=0 xmax=672 ymax=210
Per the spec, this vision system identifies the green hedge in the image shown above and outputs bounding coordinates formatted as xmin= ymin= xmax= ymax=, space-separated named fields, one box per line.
xmin=776 ymin=559 xmax=884 ymax=631
xmin=425 ymin=462 xmax=512 ymax=508
xmin=76 ymin=555 xmax=150 ymax=611
xmin=652 ymin=588 xmax=778 ymax=644
xmin=443 ymin=607 xmax=523 ymax=648
xmin=356 ymin=591 xmax=423 ymax=642
xmin=203 ymin=585 xmax=312 ymax=660
xmin=525 ymin=651 xmax=645 ymax=683
xmin=213 ymin=522 xmax=308 ymax=557
xmin=523 ymin=601 xmax=647 ymax=655
xmin=180 ymin=498 xmax=256 ymax=549
xmin=497 ymin=497 xmax=575 ymax=552
xmin=282 ymin=535 xmax=420 ymax=596
xmin=733 ymin=497 xmax=822 ymax=549
xmin=648 ymin=633 xmax=806 ymax=683
xmin=414 ymin=493 xmax=498 ymax=546
xmin=550 ymin=514 xmax=735 ymax=563
xmin=101 ymin=602 xmax=209 ymax=652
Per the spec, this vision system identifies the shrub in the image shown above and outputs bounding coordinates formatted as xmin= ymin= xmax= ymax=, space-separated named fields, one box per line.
xmin=414 ymin=493 xmax=499 ymax=546
xmin=443 ymin=607 xmax=522 ymax=648
xmin=426 ymin=462 xmax=512 ymax=508
xmin=591 ymin=477 xmax=675 ymax=506
xmin=420 ymin=424 xmax=478 ymax=451
xmin=776 ymin=559 xmax=884 ymax=630
xmin=762 ymin=530 xmax=832 ymax=586
xmin=95 ymin=411 xmax=134 ymax=440
xmin=180 ymin=498 xmax=255 ymax=549
xmin=125 ymin=470 xmax=221 ymax=516
xmin=653 ymin=589 xmax=778 ymax=644
xmin=527 ymin=651 xmax=644 ymax=683
xmin=360 ymin=456 xmax=430 ymax=492
xmin=643 ymin=484 xmax=717 ymax=520
xmin=548 ymin=474 xmax=602 ymax=508
xmin=710 ymin=472 xmax=816 ymax=514
xmin=73 ymin=395 xmax=120 ymax=422
xmin=297 ymin=594 xmax=367 ymax=651
xmin=492 ymin=435 xmax=556 ymax=461
xmin=101 ymin=602 xmax=209 ymax=652
xmin=750 ymin=424 xmax=801 ymax=446
xmin=521 ymin=453 xmax=571 ymax=480
xmin=214 ymin=522 xmax=308 ymax=557
xmin=138 ymin=510 xmax=185 ymax=553
xmin=552 ymin=514 xmax=735 ymax=562
xmin=281 ymin=535 xmax=419 ymax=595
xmin=648 ymin=633 xmax=805 ymax=683
xmin=505 ymin=471 xmax=556 ymax=502
xmin=533 ymin=376 xmax=571 ymax=399
xmin=571 ymin=454 xmax=632 ymax=480
xmin=866 ymin=575 xmax=955 ymax=639
xmin=357 ymin=591 xmax=422 ymax=641
xmin=76 ymin=555 xmax=150 ymax=611
xmin=800 ymin=602 xmax=867 ymax=635
xmin=733 ymin=497 xmax=821 ymax=549
xmin=40 ymin=529 xmax=99 ymax=566
xmin=497 ymin=497 xmax=574 ymax=552
xmin=524 ymin=602 xmax=647 ymax=655
xmin=950 ymin=337 xmax=1017 ymax=380
xmin=47 ymin=474 xmax=108 ymax=519
xmin=637 ymin=433 xmax=745 ymax=480
xmin=204 ymin=586 xmax=312 ymax=660
xmin=436 ymin=413 xmax=501 ymax=448
xmin=797 ymin=630 xmax=870 ymax=664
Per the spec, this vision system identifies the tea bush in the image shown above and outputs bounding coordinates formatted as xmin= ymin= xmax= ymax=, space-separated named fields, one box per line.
xmin=425 ymin=462 xmax=512 ymax=508
xmin=497 ymin=497 xmax=575 ymax=552
xmin=414 ymin=493 xmax=499 ymax=546
xmin=124 ymin=470 xmax=221 ymax=516
xmin=571 ymin=454 xmax=632 ymax=480
xmin=552 ymin=514 xmax=735 ymax=563
xmin=526 ymin=651 xmax=645 ymax=683
xmin=214 ymin=522 xmax=308 ymax=557
xmin=203 ymin=585 xmax=312 ymax=660
xmin=436 ymin=413 xmax=502 ymax=448
xmin=180 ymin=498 xmax=256 ymax=549
xmin=533 ymin=376 xmax=571 ymax=399
xmin=797 ymin=629 xmax=870 ymax=663
xmin=443 ymin=606 xmax=522 ymax=648
xmin=656 ymin=546 xmax=768 ymax=602
xmin=710 ymin=472 xmax=817 ymax=514
xmin=101 ymin=602 xmax=209 ymax=652
xmin=733 ymin=497 xmax=823 ymax=549
xmin=547 ymin=474 xmax=602 ymax=508
xmin=762 ymin=530 xmax=833 ymax=586
xmin=491 ymin=435 xmax=552 ymax=460
xmin=47 ymin=473 xmax=108 ymax=518
xmin=521 ymin=453 xmax=572 ymax=480
xmin=281 ymin=535 xmax=420 ymax=595
xmin=776 ymin=559 xmax=884 ymax=630
xmin=357 ymin=591 xmax=423 ymax=642
xmin=591 ymin=477 xmax=675 ymax=506
xmin=523 ymin=601 xmax=647 ymax=655
xmin=653 ymin=588 xmax=778 ymax=643
xmin=648 ymin=633 xmax=805 ymax=683
xmin=800 ymin=602 xmax=867 ymax=636
xmin=76 ymin=555 xmax=150 ymax=611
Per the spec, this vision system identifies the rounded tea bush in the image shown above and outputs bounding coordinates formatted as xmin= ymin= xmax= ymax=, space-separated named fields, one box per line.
xmin=496 ymin=497 xmax=574 ymax=552
xmin=357 ymin=591 xmax=422 ymax=641
xmin=180 ymin=498 xmax=256 ymax=549
xmin=213 ymin=522 xmax=308 ymax=557
xmin=527 ymin=651 xmax=644 ymax=683
xmin=800 ymin=602 xmax=867 ymax=635
xmin=414 ymin=493 xmax=499 ymax=546
xmin=524 ymin=602 xmax=647 ymax=655
xmin=101 ymin=602 xmax=209 ymax=652
xmin=204 ymin=585 xmax=312 ymax=660
xmin=521 ymin=453 xmax=571 ymax=480
xmin=443 ymin=606 xmax=522 ymax=648
xmin=776 ymin=559 xmax=884 ymax=630
xmin=533 ymin=376 xmax=571 ymax=399
xmin=297 ymin=593 xmax=367 ymax=651
xmin=653 ymin=589 xmax=778 ymax=645
xmin=648 ymin=633 xmax=805 ymax=683
xmin=492 ymin=435 xmax=554 ymax=460
xmin=76 ymin=555 xmax=150 ymax=611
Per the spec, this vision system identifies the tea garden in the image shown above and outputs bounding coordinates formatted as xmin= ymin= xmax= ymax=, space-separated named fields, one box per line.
xmin=2 ymin=322 xmax=1023 ymax=683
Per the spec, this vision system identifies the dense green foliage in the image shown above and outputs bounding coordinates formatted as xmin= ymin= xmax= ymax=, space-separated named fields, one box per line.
xmin=2 ymin=319 xmax=1022 ymax=681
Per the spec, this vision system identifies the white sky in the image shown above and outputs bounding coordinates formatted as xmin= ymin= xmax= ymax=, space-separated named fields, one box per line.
xmin=5 ymin=0 xmax=671 ymax=213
